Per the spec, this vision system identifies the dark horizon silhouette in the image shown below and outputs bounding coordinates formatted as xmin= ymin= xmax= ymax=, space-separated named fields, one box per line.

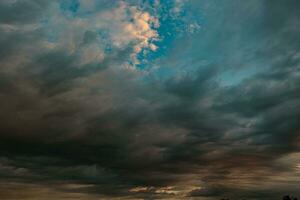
xmin=220 ymin=195 xmax=299 ymax=200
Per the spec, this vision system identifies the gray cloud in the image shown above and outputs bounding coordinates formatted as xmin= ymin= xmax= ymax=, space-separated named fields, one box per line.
xmin=0 ymin=0 xmax=299 ymax=199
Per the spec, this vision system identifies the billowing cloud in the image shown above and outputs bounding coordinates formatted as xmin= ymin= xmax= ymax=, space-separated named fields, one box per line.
xmin=0 ymin=0 xmax=299 ymax=199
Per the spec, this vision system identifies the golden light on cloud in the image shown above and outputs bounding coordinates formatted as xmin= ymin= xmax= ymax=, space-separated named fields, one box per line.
xmin=129 ymin=186 xmax=152 ymax=193
xmin=154 ymin=186 xmax=180 ymax=195
xmin=129 ymin=186 xmax=180 ymax=196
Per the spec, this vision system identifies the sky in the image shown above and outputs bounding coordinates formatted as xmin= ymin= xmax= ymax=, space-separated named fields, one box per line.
xmin=0 ymin=0 xmax=299 ymax=199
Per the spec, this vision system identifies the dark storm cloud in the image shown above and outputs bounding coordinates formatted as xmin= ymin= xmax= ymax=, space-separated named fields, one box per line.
xmin=188 ymin=186 xmax=223 ymax=197
xmin=0 ymin=0 xmax=50 ymax=24
xmin=0 ymin=0 xmax=300 ymax=199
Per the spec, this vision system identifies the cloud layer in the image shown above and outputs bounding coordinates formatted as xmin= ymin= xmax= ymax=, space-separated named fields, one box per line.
xmin=0 ymin=0 xmax=299 ymax=199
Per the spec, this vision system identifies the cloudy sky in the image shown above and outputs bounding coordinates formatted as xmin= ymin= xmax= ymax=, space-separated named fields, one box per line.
xmin=0 ymin=0 xmax=300 ymax=199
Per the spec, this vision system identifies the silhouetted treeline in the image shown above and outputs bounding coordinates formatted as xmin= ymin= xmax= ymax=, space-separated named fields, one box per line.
xmin=220 ymin=195 xmax=298 ymax=200
xmin=283 ymin=195 xmax=298 ymax=200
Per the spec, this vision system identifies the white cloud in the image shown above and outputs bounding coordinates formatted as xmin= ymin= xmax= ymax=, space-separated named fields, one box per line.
xmin=43 ymin=1 xmax=160 ymax=68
